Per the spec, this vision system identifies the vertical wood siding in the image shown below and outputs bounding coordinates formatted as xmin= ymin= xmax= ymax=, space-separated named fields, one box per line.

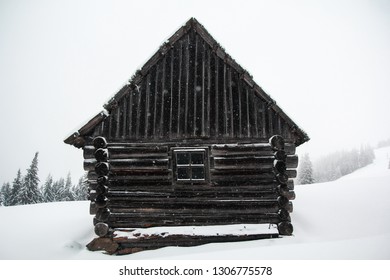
xmin=92 ymin=29 xmax=293 ymax=142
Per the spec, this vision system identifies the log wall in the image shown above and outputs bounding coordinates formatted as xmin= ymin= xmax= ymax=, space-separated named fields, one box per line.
xmin=85 ymin=136 xmax=296 ymax=236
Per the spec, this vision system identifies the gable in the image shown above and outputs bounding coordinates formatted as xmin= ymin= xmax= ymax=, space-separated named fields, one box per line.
xmin=65 ymin=18 xmax=309 ymax=147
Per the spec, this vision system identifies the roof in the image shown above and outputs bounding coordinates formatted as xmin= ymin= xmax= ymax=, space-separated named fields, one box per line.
xmin=64 ymin=18 xmax=309 ymax=147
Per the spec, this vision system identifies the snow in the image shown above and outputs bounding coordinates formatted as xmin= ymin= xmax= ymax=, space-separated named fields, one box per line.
xmin=113 ymin=224 xmax=278 ymax=240
xmin=1 ymin=147 xmax=390 ymax=260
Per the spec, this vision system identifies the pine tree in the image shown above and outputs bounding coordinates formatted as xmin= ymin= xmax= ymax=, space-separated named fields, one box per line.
xmin=61 ymin=173 xmax=75 ymax=201
xmin=9 ymin=169 xmax=23 ymax=206
xmin=1 ymin=182 xmax=12 ymax=206
xmin=52 ymin=178 xmax=65 ymax=202
xmin=19 ymin=152 xmax=42 ymax=204
xmin=73 ymin=173 xmax=88 ymax=201
xmin=42 ymin=174 xmax=54 ymax=202
xmin=298 ymin=153 xmax=314 ymax=185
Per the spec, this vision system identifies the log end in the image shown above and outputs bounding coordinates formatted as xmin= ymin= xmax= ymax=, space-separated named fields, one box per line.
xmin=269 ymin=135 xmax=285 ymax=151
xmin=94 ymin=222 xmax=110 ymax=237
xmin=93 ymin=136 xmax=107 ymax=149
xmin=278 ymin=222 xmax=293 ymax=236
xmin=86 ymin=237 xmax=118 ymax=254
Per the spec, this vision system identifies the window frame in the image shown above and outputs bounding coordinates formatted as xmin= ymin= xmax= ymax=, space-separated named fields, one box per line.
xmin=172 ymin=148 xmax=209 ymax=184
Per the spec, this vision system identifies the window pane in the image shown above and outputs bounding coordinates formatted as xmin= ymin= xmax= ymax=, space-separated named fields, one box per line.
xmin=177 ymin=167 xmax=190 ymax=180
xmin=191 ymin=152 xmax=204 ymax=164
xmin=177 ymin=153 xmax=190 ymax=164
xmin=192 ymin=167 xmax=205 ymax=180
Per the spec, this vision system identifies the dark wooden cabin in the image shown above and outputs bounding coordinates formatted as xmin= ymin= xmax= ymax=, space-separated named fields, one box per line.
xmin=64 ymin=18 xmax=309 ymax=255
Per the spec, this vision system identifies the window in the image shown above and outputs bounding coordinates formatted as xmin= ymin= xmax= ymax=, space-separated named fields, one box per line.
xmin=174 ymin=149 xmax=208 ymax=183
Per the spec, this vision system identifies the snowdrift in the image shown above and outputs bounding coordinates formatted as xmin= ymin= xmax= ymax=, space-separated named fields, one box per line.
xmin=1 ymin=147 xmax=389 ymax=260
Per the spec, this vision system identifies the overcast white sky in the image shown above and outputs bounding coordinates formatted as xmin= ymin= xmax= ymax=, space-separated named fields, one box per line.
xmin=0 ymin=0 xmax=389 ymax=184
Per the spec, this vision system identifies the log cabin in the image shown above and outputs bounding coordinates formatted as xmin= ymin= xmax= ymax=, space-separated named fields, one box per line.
xmin=64 ymin=18 xmax=309 ymax=255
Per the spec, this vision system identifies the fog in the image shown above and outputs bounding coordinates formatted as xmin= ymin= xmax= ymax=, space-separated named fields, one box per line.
xmin=1 ymin=0 xmax=389 ymax=184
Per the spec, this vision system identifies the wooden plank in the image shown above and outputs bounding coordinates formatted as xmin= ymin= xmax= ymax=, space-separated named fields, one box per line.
xmin=169 ymin=45 xmax=175 ymax=137
xmin=246 ymin=87 xmax=250 ymax=137
xmin=215 ymin=56 xmax=219 ymax=135
xmin=205 ymin=42 xmax=211 ymax=137
xmin=184 ymin=33 xmax=190 ymax=136
xmin=201 ymin=38 xmax=206 ymax=137
xmin=159 ymin=55 xmax=166 ymax=138
xmin=163 ymin=51 xmax=172 ymax=138
xmin=154 ymin=62 xmax=162 ymax=138
xmin=193 ymin=32 xmax=198 ymax=137
xmin=177 ymin=40 xmax=183 ymax=136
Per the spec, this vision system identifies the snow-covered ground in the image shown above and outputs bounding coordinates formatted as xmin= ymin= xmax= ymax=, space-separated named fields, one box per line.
xmin=1 ymin=147 xmax=390 ymax=260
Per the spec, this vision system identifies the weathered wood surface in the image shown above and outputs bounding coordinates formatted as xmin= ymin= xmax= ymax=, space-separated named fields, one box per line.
xmin=114 ymin=233 xmax=279 ymax=248
xmin=87 ymin=231 xmax=279 ymax=255
xmin=84 ymin=137 xmax=297 ymax=235
xmin=89 ymin=27 xmax=302 ymax=144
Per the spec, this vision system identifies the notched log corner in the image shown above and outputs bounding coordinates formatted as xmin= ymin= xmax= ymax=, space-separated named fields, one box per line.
xmin=86 ymin=237 xmax=119 ymax=255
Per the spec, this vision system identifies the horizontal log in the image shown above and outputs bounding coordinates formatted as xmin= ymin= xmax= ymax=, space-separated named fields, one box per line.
xmin=83 ymin=143 xmax=296 ymax=160
xmin=108 ymin=216 xmax=281 ymax=228
xmin=84 ymin=158 xmax=169 ymax=172
xmin=83 ymin=145 xmax=168 ymax=159
xmin=105 ymin=183 xmax=278 ymax=193
xmin=286 ymin=169 xmax=297 ymax=178
xmin=213 ymin=155 xmax=298 ymax=170
xmin=213 ymin=156 xmax=274 ymax=169
xmin=211 ymin=143 xmax=296 ymax=156
xmin=108 ymin=207 xmax=280 ymax=215
xmin=106 ymin=190 xmax=279 ymax=200
xmin=107 ymin=196 xmax=279 ymax=204
xmin=107 ymin=199 xmax=279 ymax=210
xmin=87 ymin=171 xmax=171 ymax=185
xmin=109 ymin=212 xmax=278 ymax=220
xmin=211 ymin=170 xmax=296 ymax=183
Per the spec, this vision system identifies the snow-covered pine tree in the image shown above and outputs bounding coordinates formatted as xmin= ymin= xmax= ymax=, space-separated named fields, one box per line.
xmin=297 ymin=153 xmax=314 ymax=185
xmin=73 ymin=172 xmax=88 ymax=201
xmin=52 ymin=178 xmax=65 ymax=202
xmin=9 ymin=169 xmax=23 ymax=206
xmin=42 ymin=174 xmax=54 ymax=202
xmin=19 ymin=152 xmax=42 ymax=205
xmin=1 ymin=182 xmax=12 ymax=206
xmin=61 ymin=173 xmax=75 ymax=201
